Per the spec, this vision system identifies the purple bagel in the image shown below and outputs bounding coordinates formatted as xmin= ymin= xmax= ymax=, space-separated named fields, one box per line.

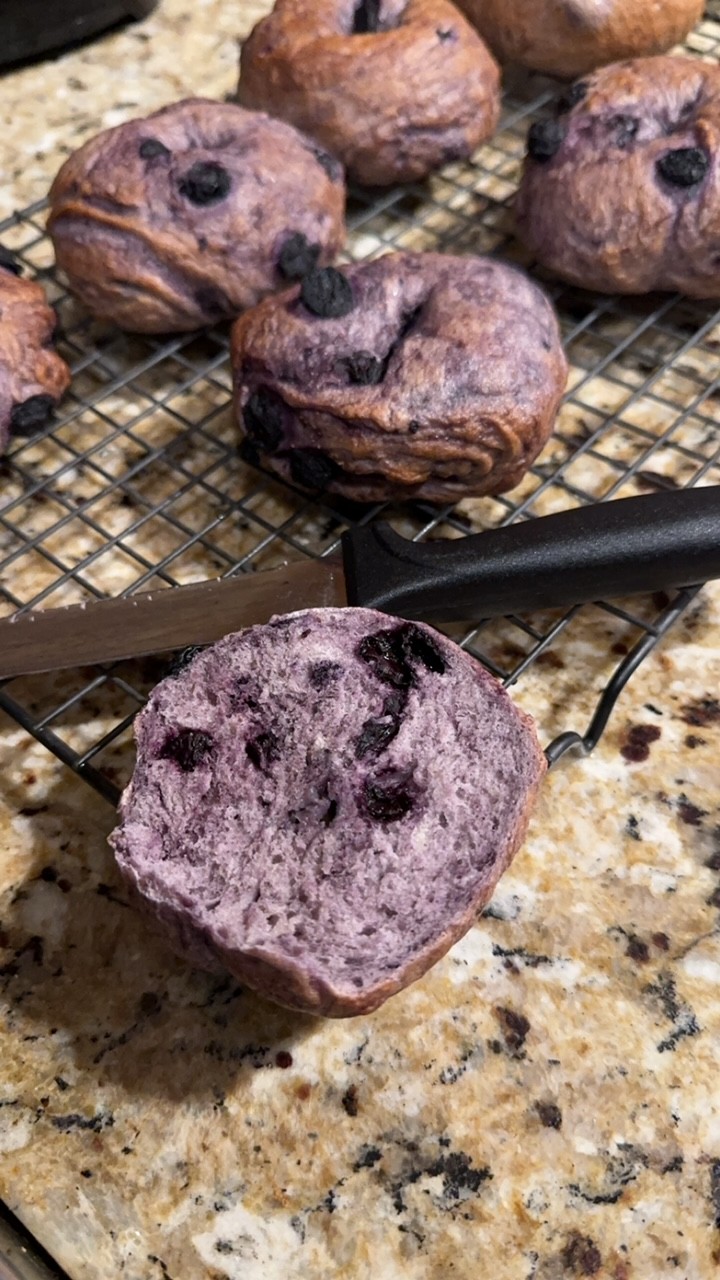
xmin=110 ymin=607 xmax=546 ymax=1017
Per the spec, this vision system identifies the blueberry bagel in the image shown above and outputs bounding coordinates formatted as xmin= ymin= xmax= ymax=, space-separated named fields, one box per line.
xmin=238 ymin=0 xmax=500 ymax=186
xmin=48 ymin=99 xmax=346 ymax=333
xmin=231 ymin=252 xmax=567 ymax=503
xmin=0 ymin=248 xmax=70 ymax=454
xmin=455 ymin=0 xmax=702 ymax=80
xmin=516 ymin=57 xmax=720 ymax=297
xmin=110 ymin=608 xmax=546 ymax=1017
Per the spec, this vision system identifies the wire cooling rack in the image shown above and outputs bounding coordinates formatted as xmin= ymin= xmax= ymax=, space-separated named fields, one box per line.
xmin=2 ymin=38 xmax=720 ymax=806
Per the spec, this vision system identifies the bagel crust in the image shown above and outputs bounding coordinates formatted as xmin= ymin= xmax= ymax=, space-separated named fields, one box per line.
xmin=516 ymin=57 xmax=720 ymax=298
xmin=0 ymin=258 xmax=70 ymax=454
xmin=454 ymin=0 xmax=703 ymax=79
xmin=48 ymin=99 xmax=346 ymax=334
xmin=238 ymin=0 xmax=500 ymax=186
xmin=231 ymin=252 xmax=567 ymax=504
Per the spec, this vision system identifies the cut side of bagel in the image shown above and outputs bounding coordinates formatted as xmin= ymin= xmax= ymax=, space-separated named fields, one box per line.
xmin=110 ymin=608 xmax=546 ymax=1017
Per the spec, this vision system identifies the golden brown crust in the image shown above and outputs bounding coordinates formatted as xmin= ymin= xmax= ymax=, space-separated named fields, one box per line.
xmin=238 ymin=0 xmax=501 ymax=186
xmin=455 ymin=0 xmax=703 ymax=78
xmin=0 ymin=266 xmax=70 ymax=452
xmin=515 ymin=57 xmax=720 ymax=298
xmin=48 ymin=98 xmax=346 ymax=334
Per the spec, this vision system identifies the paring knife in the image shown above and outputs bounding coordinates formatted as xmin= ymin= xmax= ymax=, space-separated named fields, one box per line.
xmin=1 ymin=486 xmax=719 ymax=679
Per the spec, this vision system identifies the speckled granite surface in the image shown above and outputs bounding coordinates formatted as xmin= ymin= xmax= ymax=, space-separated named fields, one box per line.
xmin=1 ymin=3 xmax=720 ymax=1278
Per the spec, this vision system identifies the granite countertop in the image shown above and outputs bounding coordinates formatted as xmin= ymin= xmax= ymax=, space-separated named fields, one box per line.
xmin=1 ymin=4 xmax=720 ymax=1279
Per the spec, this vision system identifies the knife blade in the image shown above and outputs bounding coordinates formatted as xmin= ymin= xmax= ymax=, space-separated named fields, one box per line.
xmin=1 ymin=486 xmax=719 ymax=679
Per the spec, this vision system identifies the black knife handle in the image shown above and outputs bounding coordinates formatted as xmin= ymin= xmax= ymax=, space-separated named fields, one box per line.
xmin=342 ymin=487 xmax=720 ymax=621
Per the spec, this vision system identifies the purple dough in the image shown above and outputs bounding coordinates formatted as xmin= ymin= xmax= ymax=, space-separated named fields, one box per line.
xmin=110 ymin=608 xmax=546 ymax=1016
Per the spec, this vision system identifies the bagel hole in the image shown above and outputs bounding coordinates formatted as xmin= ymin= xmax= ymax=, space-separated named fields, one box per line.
xmin=352 ymin=0 xmax=381 ymax=33
xmin=351 ymin=0 xmax=404 ymax=34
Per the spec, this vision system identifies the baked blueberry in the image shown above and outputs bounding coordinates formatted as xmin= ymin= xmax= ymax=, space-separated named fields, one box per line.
xmin=300 ymin=268 xmax=355 ymax=318
xmin=138 ymin=137 xmax=171 ymax=159
xmin=527 ymin=119 xmax=565 ymax=162
xmin=159 ymin=728 xmax=215 ymax=771
xmin=278 ymin=232 xmax=321 ymax=281
xmin=657 ymin=146 xmax=709 ymax=188
xmin=179 ymin=161 xmax=232 ymax=205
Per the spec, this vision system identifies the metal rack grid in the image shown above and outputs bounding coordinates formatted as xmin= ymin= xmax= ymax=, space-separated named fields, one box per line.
xmin=2 ymin=37 xmax=720 ymax=806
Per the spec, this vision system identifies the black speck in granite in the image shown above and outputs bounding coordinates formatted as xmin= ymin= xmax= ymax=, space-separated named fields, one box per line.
xmin=39 ymin=866 xmax=58 ymax=882
xmin=492 ymin=944 xmax=552 ymax=968
xmin=710 ymin=1160 xmax=720 ymax=1228
xmin=621 ymin=723 xmax=661 ymax=763
xmin=561 ymin=1232 xmax=602 ymax=1276
xmin=707 ymin=886 xmax=720 ymax=909
xmin=353 ymin=1145 xmax=382 ymax=1171
xmin=706 ymin=830 xmax=720 ymax=871
xmin=568 ymin=1183 xmax=624 ymax=1206
xmin=495 ymin=1006 xmax=530 ymax=1056
xmin=275 ymin=1050 xmax=293 ymax=1068
xmin=424 ymin=1151 xmax=492 ymax=1201
xmin=626 ymin=814 xmax=641 ymax=841
xmin=147 ymin=1258 xmax=171 ymax=1276
xmin=662 ymin=1154 xmax=684 ymax=1174
xmin=646 ymin=973 xmax=700 ymax=1053
xmin=341 ymin=1085 xmax=359 ymax=1115
xmin=54 ymin=1076 xmax=69 ymax=1091
xmin=535 ymin=1101 xmax=562 ymax=1129
xmin=320 ymin=1188 xmax=338 ymax=1214
xmin=626 ymin=934 xmax=650 ymax=964
xmin=139 ymin=991 xmax=162 ymax=1016
xmin=80 ymin=1169 xmax=93 ymax=1179
xmin=680 ymin=697 xmax=720 ymax=726
xmin=51 ymin=1110 xmax=114 ymax=1133
xmin=203 ymin=1039 xmax=271 ymax=1068
xmin=95 ymin=882 xmax=129 ymax=907
xmin=677 ymin=795 xmax=707 ymax=827
xmin=389 ymin=1144 xmax=491 ymax=1214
